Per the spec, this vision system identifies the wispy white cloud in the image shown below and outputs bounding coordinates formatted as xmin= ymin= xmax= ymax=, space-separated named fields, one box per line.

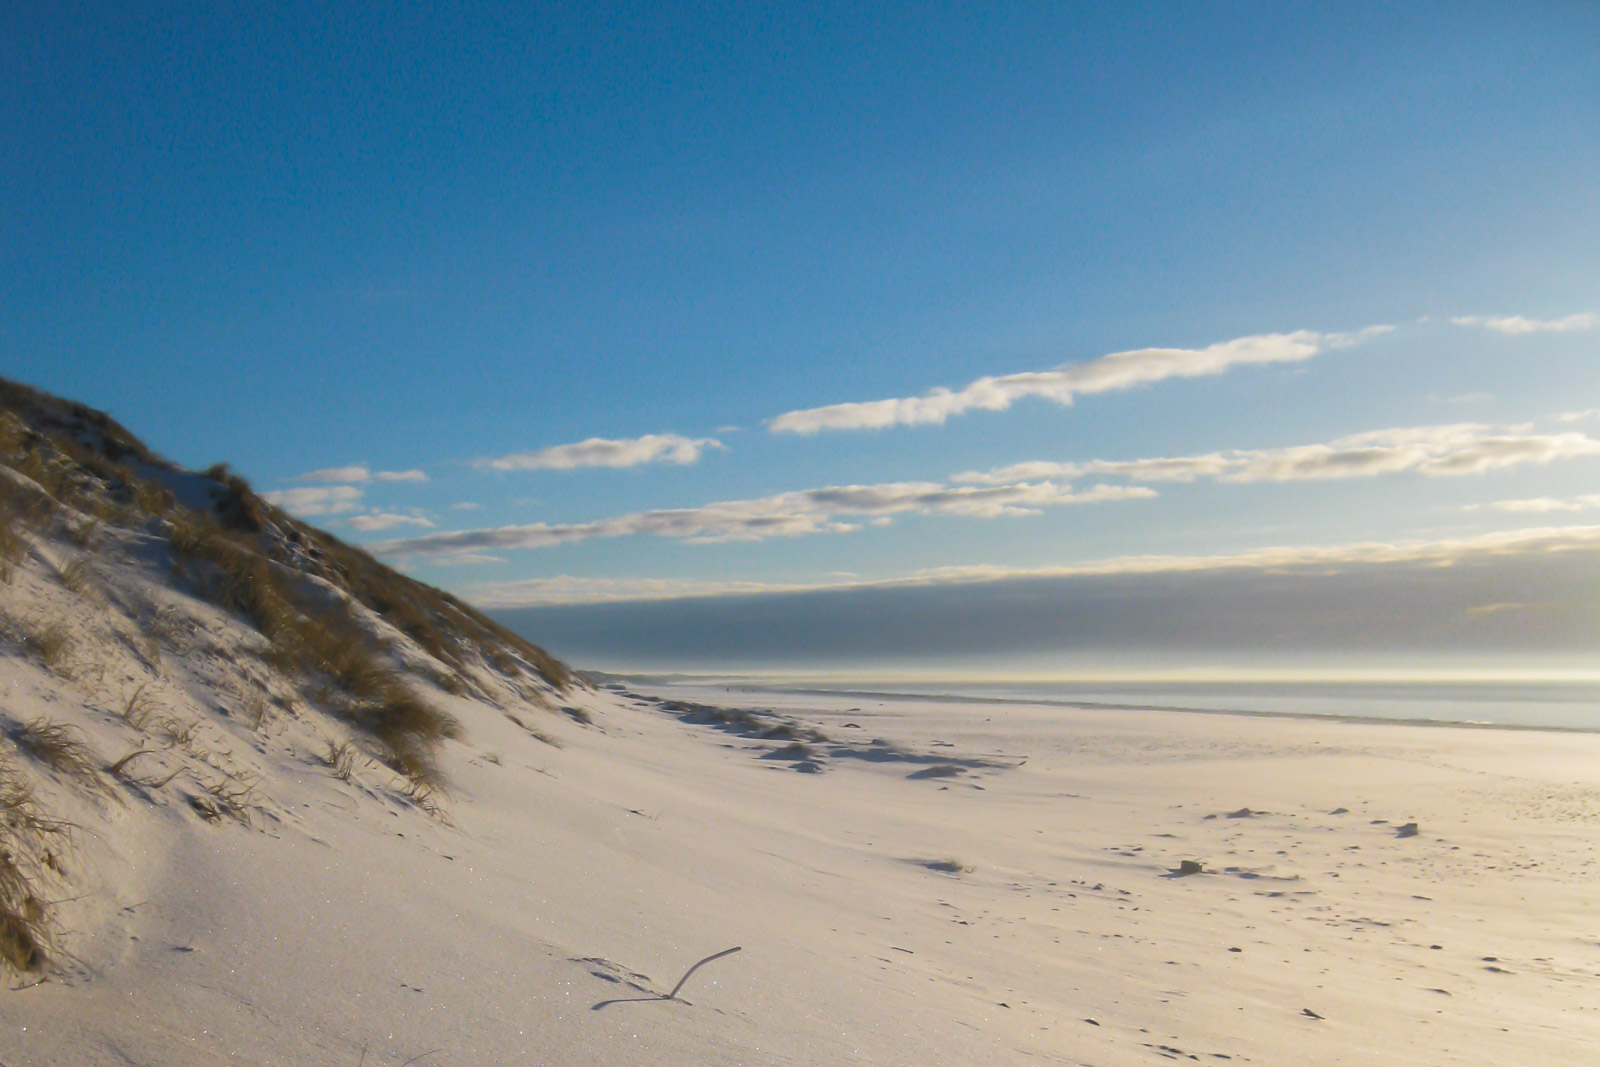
xmin=275 ymin=464 xmax=427 ymax=518
xmin=767 ymin=326 xmax=1391 ymax=435
xmin=292 ymin=464 xmax=428 ymax=484
xmin=261 ymin=485 xmax=365 ymax=516
xmin=1487 ymin=495 xmax=1600 ymax=514
xmin=480 ymin=433 xmax=724 ymax=471
xmin=373 ymin=479 xmax=1153 ymax=559
xmin=955 ymin=423 xmax=1600 ymax=486
xmin=1452 ymin=313 xmax=1597 ymax=335
xmin=1556 ymin=408 xmax=1600 ymax=423
xmin=295 ymin=465 xmax=372 ymax=484
xmin=430 ymin=553 xmax=506 ymax=567
xmin=346 ymin=511 xmax=436 ymax=532
xmin=472 ymin=525 xmax=1600 ymax=607
xmin=450 ymin=501 xmax=482 ymax=511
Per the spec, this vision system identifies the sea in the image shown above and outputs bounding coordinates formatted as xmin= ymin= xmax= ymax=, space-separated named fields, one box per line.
xmin=621 ymin=676 xmax=1600 ymax=732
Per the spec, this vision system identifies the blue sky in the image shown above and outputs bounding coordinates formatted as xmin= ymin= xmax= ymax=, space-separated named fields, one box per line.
xmin=6 ymin=3 xmax=1599 ymax=674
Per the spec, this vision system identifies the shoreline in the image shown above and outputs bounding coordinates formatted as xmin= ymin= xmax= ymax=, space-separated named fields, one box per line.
xmin=619 ymin=677 xmax=1600 ymax=735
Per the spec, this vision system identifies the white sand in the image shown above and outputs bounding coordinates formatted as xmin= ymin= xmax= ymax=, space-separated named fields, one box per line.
xmin=5 ymin=662 xmax=1599 ymax=1064
xmin=2 ymin=505 xmax=1598 ymax=1063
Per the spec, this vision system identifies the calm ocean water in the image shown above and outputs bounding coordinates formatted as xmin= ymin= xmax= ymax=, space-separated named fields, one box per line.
xmin=717 ymin=679 xmax=1600 ymax=731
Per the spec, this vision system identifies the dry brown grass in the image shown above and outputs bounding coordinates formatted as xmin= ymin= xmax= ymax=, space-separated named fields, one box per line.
xmin=192 ymin=775 xmax=255 ymax=824
xmin=8 ymin=718 xmax=103 ymax=790
xmin=219 ymin=557 xmax=297 ymax=645
xmin=56 ymin=555 xmax=92 ymax=596
xmin=284 ymin=606 xmax=384 ymax=692
xmin=132 ymin=479 xmax=174 ymax=517
xmin=399 ymin=776 xmax=449 ymax=821
xmin=0 ymin=385 xmax=167 ymax=537
xmin=107 ymin=747 xmax=183 ymax=790
xmin=321 ymin=740 xmax=356 ymax=781
xmin=2 ymin=375 xmax=572 ymax=804
xmin=0 ymin=487 xmax=31 ymax=573
xmin=134 ymin=607 xmax=179 ymax=667
xmin=65 ymin=518 xmax=100 ymax=548
xmin=0 ymin=379 xmax=157 ymax=467
xmin=106 ymin=746 xmax=153 ymax=777
xmin=75 ymin=489 xmax=124 ymax=527
xmin=0 ymin=463 xmax=52 ymax=516
xmin=14 ymin=448 xmax=72 ymax=503
xmin=0 ymin=756 xmax=70 ymax=972
xmin=168 ymin=514 xmax=299 ymax=648
xmin=238 ymin=690 xmax=269 ymax=731
xmin=525 ymin=727 xmax=562 ymax=749
xmin=0 ymin=528 xmax=20 ymax=585
xmin=153 ymin=715 xmax=197 ymax=749
xmin=135 ymin=628 xmax=161 ymax=670
xmin=284 ymin=522 xmax=570 ymax=689
xmin=505 ymin=712 xmax=563 ymax=749
xmin=209 ymin=469 xmax=267 ymax=534
xmin=166 ymin=510 xmax=215 ymax=560
xmin=353 ymin=676 xmax=462 ymax=791
xmin=271 ymin=605 xmax=465 ymax=791
xmin=120 ymin=682 xmax=158 ymax=730
xmin=0 ymin=411 xmax=26 ymax=457
xmin=22 ymin=620 xmax=74 ymax=679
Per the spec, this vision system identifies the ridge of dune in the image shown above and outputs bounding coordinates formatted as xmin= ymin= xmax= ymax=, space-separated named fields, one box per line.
xmin=0 ymin=377 xmax=580 ymax=979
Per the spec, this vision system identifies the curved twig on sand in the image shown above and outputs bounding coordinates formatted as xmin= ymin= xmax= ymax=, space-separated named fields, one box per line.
xmin=667 ymin=945 xmax=742 ymax=1000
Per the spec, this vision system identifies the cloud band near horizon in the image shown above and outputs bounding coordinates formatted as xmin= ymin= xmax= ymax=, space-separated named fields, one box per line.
xmin=467 ymin=524 xmax=1600 ymax=607
xmin=365 ymin=419 xmax=1600 ymax=561
xmin=955 ymin=423 xmax=1600 ymax=486
xmin=486 ymin=525 xmax=1600 ymax=668
xmin=370 ymin=479 xmax=1152 ymax=558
